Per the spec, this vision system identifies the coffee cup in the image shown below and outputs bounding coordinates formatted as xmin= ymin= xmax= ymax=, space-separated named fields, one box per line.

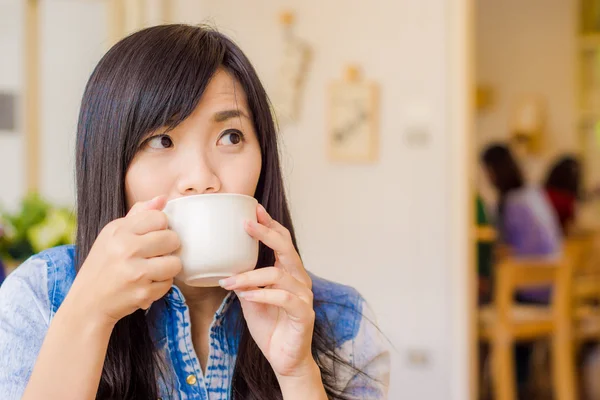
xmin=163 ymin=193 xmax=259 ymax=287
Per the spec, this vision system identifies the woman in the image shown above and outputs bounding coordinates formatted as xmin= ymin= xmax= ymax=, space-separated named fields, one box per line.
xmin=0 ymin=25 xmax=389 ymax=399
xmin=481 ymin=144 xmax=561 ymax=261
xmin=544 ymin=156 xmax=581 ymax=234
xmin=481 ymin=144 xmax=561 ymax=393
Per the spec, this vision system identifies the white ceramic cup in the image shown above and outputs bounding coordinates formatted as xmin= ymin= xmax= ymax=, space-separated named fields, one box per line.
xmin=163 ymin=193 xmax=259 ymax=287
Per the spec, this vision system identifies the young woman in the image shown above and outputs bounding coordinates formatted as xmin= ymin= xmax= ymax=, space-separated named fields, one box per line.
xmin=0 ymin=25 xmax=389 ymax=400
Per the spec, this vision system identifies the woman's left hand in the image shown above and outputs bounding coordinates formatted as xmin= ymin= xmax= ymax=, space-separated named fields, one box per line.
xmin=218 ymin=204 xmax=316 ymax=380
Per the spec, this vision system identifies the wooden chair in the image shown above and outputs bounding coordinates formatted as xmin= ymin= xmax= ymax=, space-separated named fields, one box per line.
xmin=476 ymin=225 xmax=497 ymax=243
xmin=494 ymin=244 xmax=513 ymax=264
xmin=478 ymin=256 xmax=576 ymax=400
xmin=559 ymin=234 xmax=600 ymax=399
xmin=565 ymin=234 xmax=600 ymax=361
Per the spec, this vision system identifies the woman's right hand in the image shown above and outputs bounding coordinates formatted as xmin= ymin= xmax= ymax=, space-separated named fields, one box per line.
xmin=62 ymin=195 xmax=182 ymax=327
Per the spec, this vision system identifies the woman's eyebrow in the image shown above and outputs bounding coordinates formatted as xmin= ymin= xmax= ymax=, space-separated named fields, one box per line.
xmin=213 ymin=109 xmax=250 ymax=123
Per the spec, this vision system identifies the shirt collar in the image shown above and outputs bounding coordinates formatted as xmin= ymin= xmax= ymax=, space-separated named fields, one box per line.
xmin=162 ymin=285 xmax=236 ymax=321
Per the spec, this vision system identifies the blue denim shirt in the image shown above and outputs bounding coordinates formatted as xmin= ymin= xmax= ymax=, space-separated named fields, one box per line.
xmin=0 ymin=245 xmax=390 ymax=399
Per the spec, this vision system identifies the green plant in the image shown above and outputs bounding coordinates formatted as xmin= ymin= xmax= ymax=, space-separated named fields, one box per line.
xmin=0 ymin=193 xmax=76 ymax=262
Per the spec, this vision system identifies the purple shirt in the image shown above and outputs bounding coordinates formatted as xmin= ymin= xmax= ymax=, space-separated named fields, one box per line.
xmin=501 ymin=187 xmax=562 ymax=257
xmin=500 ymin=187 xmax=562 ymax=302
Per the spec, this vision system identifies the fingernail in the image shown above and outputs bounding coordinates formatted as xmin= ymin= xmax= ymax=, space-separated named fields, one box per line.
xmin=258 ymin=204 xmax=268 ymax=214
xmin=219 ymin=277 xmax=236 ymax=288
xmin=238 ymin=291 xmax=255 ymax=299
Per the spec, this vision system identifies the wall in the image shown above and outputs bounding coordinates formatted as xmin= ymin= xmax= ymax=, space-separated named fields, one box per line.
xmin=0 ymin=0 xmax=107 ymax=210
xmin=0 ymin=0 xmax=25 ymax=210
xmin=39 ymin=0 xmax=107 ymax=207
xmin=475 ymin=0 xmax=577 ymax=183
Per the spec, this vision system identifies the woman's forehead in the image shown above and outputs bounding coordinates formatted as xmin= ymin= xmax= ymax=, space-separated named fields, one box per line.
xmin=197 ymin=69 xmax=251 ymax=115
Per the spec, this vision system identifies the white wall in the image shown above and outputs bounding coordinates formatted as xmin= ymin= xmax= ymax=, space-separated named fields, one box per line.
xmin=0 ymin=0 xmax=25 ymax=211
xmin=183 ymin=1 xmax=468 ymax=399
xmin=0 ymin=0 xmax=107 ymax=210
xmin=39 ymin=0 xmax=107 ymax=208
xmin=475 ymin=0 xmax=577 ymax=180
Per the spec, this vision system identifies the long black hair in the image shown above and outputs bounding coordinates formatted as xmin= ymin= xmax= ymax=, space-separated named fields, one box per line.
xmin=481 ymin=144 xmax=524 ymax=219
xmin=76 ymin=24 xmax=364 ymax=399
xmin=544 ymin=155 xmax=581 ymax=199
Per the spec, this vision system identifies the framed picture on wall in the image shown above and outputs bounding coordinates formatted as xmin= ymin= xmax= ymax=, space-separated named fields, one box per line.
xmin=327 ymin=67 xmax=379 ymax=162
xmin=273 ymin=11 xmax=312 ymax=124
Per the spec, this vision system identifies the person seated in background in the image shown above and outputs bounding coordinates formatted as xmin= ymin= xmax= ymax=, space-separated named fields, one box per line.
xmin=481 ymin=144 xmax=562 ymax=265
xmin=544 ymin=155 xmax=581 ymax=235
xmin=481 ymin=144 xmax=563 ymax=394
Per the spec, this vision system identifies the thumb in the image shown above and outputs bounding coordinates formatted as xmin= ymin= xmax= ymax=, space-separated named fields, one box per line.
xmin=127 ymin=195 xmax=168 ymax=216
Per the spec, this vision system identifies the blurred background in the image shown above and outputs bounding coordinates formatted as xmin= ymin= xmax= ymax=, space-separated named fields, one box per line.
xmin=475 ymin=1 xmax=600 ymax=400
xmin=17 ymin=0 xmax=600 ymax=399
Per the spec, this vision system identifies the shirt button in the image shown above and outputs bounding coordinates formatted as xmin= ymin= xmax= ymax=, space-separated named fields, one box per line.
xmin=186 ymin=374 xmax=197 ymax=385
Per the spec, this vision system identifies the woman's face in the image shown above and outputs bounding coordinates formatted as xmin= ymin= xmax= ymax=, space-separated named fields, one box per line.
xmin=125 ymin=68 xmax=262 ymax=208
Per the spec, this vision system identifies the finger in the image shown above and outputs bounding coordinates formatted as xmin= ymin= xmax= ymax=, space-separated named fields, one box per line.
xmin=127 ymin=201 xmax=148 ymax=217
xmin=219 ymin=267 xmax=312 ymax=304
xmin=128 ymin=210 xmax=170 ymax=235
xmin=136 ymin=279 xmax=174 ymax=310
xmin=256 ymin=204 xmax=290 ymax=237
xmin=237 ymin=289 xmax=315 ymax=322
xmin=127 ymin=195 xmax=168 ymax=217
xmin=256 ymin=205 xmax=296 ymax=248
xmin=244 ymin=219 xmax=310 ymax=286
xmin=145 ymin=255 xmax=182 ymax=281
xmin=137 ymin=230 xmax=180 ymax=257
xmin=245 ymin=219 xmax=293 ymax=256
xmin=144 ymin=279 xmax=174 ymax=308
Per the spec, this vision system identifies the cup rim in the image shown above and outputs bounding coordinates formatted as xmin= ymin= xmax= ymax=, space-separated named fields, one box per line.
xmin=165 ymin=193 xmax=258 ymax=207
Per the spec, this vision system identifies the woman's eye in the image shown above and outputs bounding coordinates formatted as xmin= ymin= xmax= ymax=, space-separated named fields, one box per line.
xmin=146 ymin=135 xmax=173 ymax=149
xmin=217 ymin=129 xmax=244 ymax=146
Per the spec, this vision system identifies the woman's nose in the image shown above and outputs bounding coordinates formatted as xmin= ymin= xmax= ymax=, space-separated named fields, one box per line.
xmin=176 ymin=155 xmax=221 ymax=195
